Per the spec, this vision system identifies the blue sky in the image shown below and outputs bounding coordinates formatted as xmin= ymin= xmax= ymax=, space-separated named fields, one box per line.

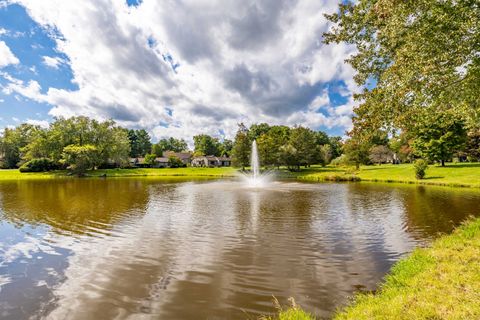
xmin=0 ymin=0 xmax=357 ymax=141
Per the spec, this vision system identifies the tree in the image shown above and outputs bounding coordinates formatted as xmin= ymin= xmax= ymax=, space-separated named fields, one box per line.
xmin=343 ymin=137 xmax=371 ymax=169
xmin=144 ymin=153 xmax=157 ymax=167
xmin=152 ymin=137 xmax=188 ymax=156
xmin=219 ymin=139 xmax=233 ymax=157
xmin=128 ymin=129 xmax=151 ymax=157
xmin=232 ymin=123 xmax=250 ymax=169
xmin=20 ymin=117 xmax=130 ymax=169
xmin=0 ymin=124 xmax=40 ymax=168
xmin=319 ymin=144 xmax=333 ymax=166
xmin=256 ymin=125 xmax=290 ymax=168
xmin=412 ymin=112 xmax=467 ymax=166
xmin=168 ymin=155 xmax=183 ymax=168
xmin=465 ymin=130 xmax=480 ymax=162
xmin=324 ymin=0 xmax=479 ymax=135
xmin=61 ymin=144 xmax=98 ymax=176
xmin=369 ymin=145 xmax=393 ymax=164
xmin=193 ymin=134 xmax=220 ymax=156
xmin=288 ymin=126 xmax=317 ymax=167
xmin=248 ymin=123 xmax=271 ymax=141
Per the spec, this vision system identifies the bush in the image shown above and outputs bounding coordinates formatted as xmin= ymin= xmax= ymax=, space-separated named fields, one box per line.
xmin=331 ymin=154 xmax=349 ymax=166
xmin=19 ymin=158 xmax=57 ymax=172
xmin=414 ymin=159 xmax=428 ymax=179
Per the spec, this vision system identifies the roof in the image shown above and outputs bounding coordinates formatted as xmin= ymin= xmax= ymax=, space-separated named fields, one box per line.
xmin=155 ymin=157 xmax=169 ymax=162
xmin=162 ymin=151 xmax=192 ymax=160
xmin=193 ymin=155 xmax=231 ymax=161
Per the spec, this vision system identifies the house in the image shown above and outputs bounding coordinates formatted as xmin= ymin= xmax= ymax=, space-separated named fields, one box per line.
xmin=129 ymin=157 xmax=169 ymax=168
xmin=153 ymin=157 xmax=169 ymax=168
xmin=162 ymin=151 xmax=192 ymax=165
xmin=191 ymin=155 xmax=231 ymax=167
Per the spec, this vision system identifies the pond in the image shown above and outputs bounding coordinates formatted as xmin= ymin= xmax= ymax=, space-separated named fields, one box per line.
xmin=0 ymin=179 xmax=479 ymax=319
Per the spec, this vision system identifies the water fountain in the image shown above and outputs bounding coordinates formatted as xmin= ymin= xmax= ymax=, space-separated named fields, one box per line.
xmin=244 ymin=140 xmax=269 ymax=188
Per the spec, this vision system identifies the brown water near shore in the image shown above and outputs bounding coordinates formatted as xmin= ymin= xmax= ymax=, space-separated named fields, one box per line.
xmin=0 ymin=179 xmax=479 ymax=319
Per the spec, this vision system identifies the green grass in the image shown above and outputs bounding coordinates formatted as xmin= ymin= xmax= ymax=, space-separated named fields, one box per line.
xmin=334 ymin=217 xmax=480 ymax=319
xmin=1 ymin=163 xmax=480 ymax=188
xmin=264 ymin=217 xmax=480 ymax=320
xmin=0 ymin=167 xmax=238 ymax=181
xmin=285 ymin=163 xmax=480 ymax=188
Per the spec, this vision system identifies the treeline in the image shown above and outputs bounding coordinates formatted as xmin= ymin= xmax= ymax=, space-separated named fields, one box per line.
xmin=341 ymin=109 xmax=480 ymax=169
xmin=0 ymin=116 xmax=344 ymax=173
xmin=230 ymin=123 xmax=342 ymax=170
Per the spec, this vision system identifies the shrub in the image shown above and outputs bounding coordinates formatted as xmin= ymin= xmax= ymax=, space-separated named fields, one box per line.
xmin=19 ymin=158 xmax=57 ymax=172
xmin=414 ymin=159 xmax=428 ymax=179
xmin=331 ymin=154 xmax=349 ymax=166
xmin=168 ymin=155 xmax=184 ymax=168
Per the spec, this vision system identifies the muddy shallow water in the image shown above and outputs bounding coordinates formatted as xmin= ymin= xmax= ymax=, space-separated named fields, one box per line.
xmin=0 ymin=179 xmax=479 ymax=319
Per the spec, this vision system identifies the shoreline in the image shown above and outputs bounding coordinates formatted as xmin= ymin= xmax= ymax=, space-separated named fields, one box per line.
xmin=1 ymin=163 xmax=479 ymax=189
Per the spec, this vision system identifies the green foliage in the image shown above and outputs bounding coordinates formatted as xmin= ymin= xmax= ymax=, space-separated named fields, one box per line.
xmin=168 ymin=155 xmax=184 ymax=168
xmin=127 ymin=129 xmax=151 ymax=157
xmin=144 ymin=153 xmax=157 ymax=167
xmin=257 ymin=125 xmax=291 ymax=167
xmin=330 ymin=154 xmax=349 ymax=167
xmin=152 ymin=137 xmax=188 ymax=156
xmin=335 ymin=218 xmax=480 ymax=319
xmin=193 ymin=134 xmax=221 ymax=156
xmin=261 ymin=298 xmax=315 ymax=320
xmin=413 ymin=159 xmax=428 ymax=180
xmin=248 ymin=123 xmax=271 ymax=141
xmin=231 ymin=123 xmax=250 ymax=169
xmin=319 ymin=144 xmax=333 ymax=166
xmin=0 ymin=124 xmax=40 ymax=168
xmin=324 ymin=0 xmax=480 ymax=134
xmin=218 ymin=139 xmax=233 ymax=157
xmin=412 ymin=112 xmax=467 ymax=166
xmin=343 ymin=138 xmax=371 ymax=169
xmin=61 ymin=144 xmax=98 ymax=176
xmin=19 ymin=158 xmax=57 ymax=172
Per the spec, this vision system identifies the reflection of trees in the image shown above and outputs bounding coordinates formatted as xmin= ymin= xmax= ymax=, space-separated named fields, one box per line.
xmin=396 ymin=185 xmax=480 ymax=237
xmin=0 ymin=179 xmax=152 ymax=235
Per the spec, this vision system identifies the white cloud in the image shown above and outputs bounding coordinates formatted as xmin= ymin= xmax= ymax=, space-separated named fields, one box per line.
xmin=42 ymin=55 xmax=64 ymax=69
xmin=25 ymin=118 xmax=50 ymax=128
xmin=7 ymin=0 xmax=358 ymax=140
xmin=0 ymin=41 xmax=19 ymax=67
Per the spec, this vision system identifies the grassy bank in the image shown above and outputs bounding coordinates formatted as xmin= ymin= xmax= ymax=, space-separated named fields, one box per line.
xmin=0 ymin=167 xmax=237 ymax=181
xmin=285 ymin=163 xmax=480 ymax=188
xmin=266 ymin=217 xmax=480 ymax=320
xmin=1 ymin=163 xmax=479 ymax=188
xmin=335 ymin=217 xmax=480 ymax=319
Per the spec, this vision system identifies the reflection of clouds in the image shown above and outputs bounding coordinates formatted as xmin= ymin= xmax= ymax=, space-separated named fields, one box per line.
xmin=0 ymin=180 xmax=479 ymax=319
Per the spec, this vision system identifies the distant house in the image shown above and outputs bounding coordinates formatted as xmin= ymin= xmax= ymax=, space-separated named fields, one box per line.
xmin=162 ymin=151 xmax=192 ymax=165
xmin=191 ymin=155 xmax=231 ymax=167
xmin=129 ymin=157 xmax=170 ymax=168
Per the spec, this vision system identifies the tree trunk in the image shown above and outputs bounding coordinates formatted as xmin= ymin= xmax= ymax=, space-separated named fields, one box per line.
xmin=441 ymin=159 xmax=445 ymax=166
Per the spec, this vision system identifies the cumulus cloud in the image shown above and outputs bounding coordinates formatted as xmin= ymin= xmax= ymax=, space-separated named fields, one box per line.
xmin=0 ymin=40 xmax=19 ymax=67
xmin=5 ymin=0 xmax=358 ymax=141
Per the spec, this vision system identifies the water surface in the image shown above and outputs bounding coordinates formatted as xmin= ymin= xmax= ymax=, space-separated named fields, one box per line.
xmin=0 ymin=179 xmax=479 ymax=319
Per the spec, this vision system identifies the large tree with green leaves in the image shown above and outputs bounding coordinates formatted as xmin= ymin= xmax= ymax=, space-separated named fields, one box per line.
xmin=193 ymin=134 xmax=220 ymax=156
xmin=0 ymin=124 xmax=41 ymax=168
xmin=232 ymin=123 xmax=250 ymax=169
xmin=324 ymin=0 xmax=480 ymax=134
xmin=127 ymin=129 xmax=151 ymax=157
xmin=412 ymin=112 xmax=467 ymax=166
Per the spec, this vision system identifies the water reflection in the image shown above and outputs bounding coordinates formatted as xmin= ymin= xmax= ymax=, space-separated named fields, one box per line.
xmin=0 ymin=179 xmax=479 ymax=319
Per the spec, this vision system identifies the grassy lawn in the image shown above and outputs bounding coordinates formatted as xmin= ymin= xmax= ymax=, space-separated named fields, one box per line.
xmin=1 ymin=163 xmax=479 ymax=188
xmin=0 ymin=167 xmax=238 ymax=181
xmin=287 ymin=163 xmax=480 ymax=188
